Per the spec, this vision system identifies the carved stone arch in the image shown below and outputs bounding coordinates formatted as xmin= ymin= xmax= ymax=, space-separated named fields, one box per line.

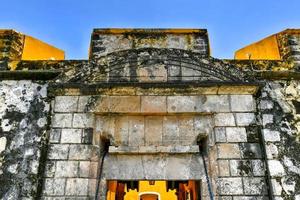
xmin=59 ymin=48 xmax=251 ymax=83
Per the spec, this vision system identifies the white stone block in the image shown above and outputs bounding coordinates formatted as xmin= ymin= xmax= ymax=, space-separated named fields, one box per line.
xmin=65 ymin=178 xmax=89 ymax=195
xmin=262 ymin=114 xmax=273 ymax=126
xmin=72 ymin=113 xmax=94 ymax=128
xmin=43 ymin=178 xmax=65 ymax=195
xmin=265 ymin=143 xmax=279 ymax=159
xmin=271 ymin=179 xmax=283 ymax=195
xmin=214 ymin=127 xmax=226 ymax=143
xmin=0 ymin=137 xmax=7 ymax=153
xmin=226 ymin=127 xmax=247 ymax=142
xmin=235 ymin=113 xmax=256 ymax=126
xmin=54 ymin=96 xmax=78 ymax=112
xmin=268 ymin=160 xmax=285 ymax=177
xmin=243 ymin=177 xmax=266 ymax=195
xmin=48 ymin=144 xmax=69 ymax=160
xmin=230 ymin=95 xmax=255 ymax=112
xmin=217 ymin=178 xmax=243 ymax=195
xmin=60 ymin=129 xmax=82 ymax=144
xmin=52 ymin=114 xmax=73 ymax=128
xmin=77 ymin=96 xmax=90 ymax=112
xmin=79 ymin=161 xmax=90 ymax=178
xmin=263 ymin=129 xmax=281 ymax=142
xmin=259 ymin=100 xmax=274 ymax=110
xmin=55 ymin=161 xmax=78 ymax=177
xmin=214 ymin=113 xmax=235 ymax=126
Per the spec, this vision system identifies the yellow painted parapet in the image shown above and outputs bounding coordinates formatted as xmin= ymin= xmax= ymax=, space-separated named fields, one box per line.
xmin=0 ymin=29 xmax=64 ymax=70
xmin=235 ymin=34 xmax=281 ymax=60
xmin=234 ymin=29 xmax=300 ymax=61
xmin=22 ymin=35 xmax=64 ymax=61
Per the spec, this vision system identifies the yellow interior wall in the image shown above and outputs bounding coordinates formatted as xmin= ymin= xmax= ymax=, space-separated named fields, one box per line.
xmin=21 ymin=35 xmax=64 ymax=60
xmin=106 ymin=181 xmax=177 ymax=200
xmin=234 ymin=34 xmax=281 ymax=60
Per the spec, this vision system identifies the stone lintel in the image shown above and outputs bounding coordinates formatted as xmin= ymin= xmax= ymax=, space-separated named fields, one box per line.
xmin=48 ymin=83 xmax=259 ymax=96
xmin=109 ymin=145 xmax=200 ymax=154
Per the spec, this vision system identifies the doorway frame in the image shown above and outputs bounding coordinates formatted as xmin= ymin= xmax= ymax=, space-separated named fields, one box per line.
xmin=138 ymin=192 xmax=161 ymax=200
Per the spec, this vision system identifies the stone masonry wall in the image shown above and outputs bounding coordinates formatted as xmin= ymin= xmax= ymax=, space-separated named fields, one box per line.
xmin=258 ymin=80 xmax=300 ymax=199
xmin=43 ymin=91 xmax=268 ymax=200
xmin=90 ymin=29 xmax=209 ymax=59
xmin=0 ymin=80 xmax=49 ymax=199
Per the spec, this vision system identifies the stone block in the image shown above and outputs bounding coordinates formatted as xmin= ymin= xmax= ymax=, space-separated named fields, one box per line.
xmin=88 ymin=178 xmax=97 ymax=196
xmin=79 ymin=161 xmax=90 ymax=178
xmin=69 ymin=144 xmax=94 ymax=160
xmin=49 ymin=129 xmax=61 ymax=144
xmin=271 ymin=178 xmax=283 ymax=195
xmin=77 ymin=96 xmax=90 ymax=112
xmin=82 ymin=128 xmax=93 ymax=144
xmin=226 ymin=127 xmax=247 ymax=142
xmin=52 ymin=114 xmax=73 ymax=128
xmin=60 ymin=129 xmax=82 ymax=144
xmin=54 ymin=96 xmax=78 ymax=113
xmin=43 ymin=178 xmax=65 ymax=195
xmin=243 ymin=177 xmax=267 ymax=195
xmin=128 ymin=116 xmax=145 ymax=146
xmin=259 ymin=100 xmax=274 ymax=110
xmin=200 ymin=95 xmax=230 ymax=112
xmin=262 ymin=114 xmax=273 ymax=126
xmin=263 ymin=129 xmax=281 ymax=142
xmin=217 ymin=178 xmax=243 ymax=195
xmin=268 ymin=160 xmax=285 ymax=177
xmin=163 ymin=116 xmax=180 ymax=145
xmin=240 ymin=143 xmax=262 ymax=159
xmin=214 ymin=113 xmax=235 ymax=126
xmin=235 ymin=113 xmax=256 ymax=126
xmin=217 ymin=144 xmax=240 ymax=159
xmin=90 ymin=96 xmax=110 ymax=113
xmin=230 ymin=95 xmax=255 ymax=112
xmin=44 ymin=161 xmax=56 ymax=178
xmin=145 ymin=116 xmax=163 ymax=145
xmin=95 ymin=116 xmax=115 ymax=141
xmin=218 ymin=160 xmax=230 ymax=176
xmin=141 ymin=96 xmax=166 ymax=113
xmin=48 ymin=144 xmax=69 ymax=160
xmin=167 ymin=96 xmax=197 ymax=113
xmin=89 ymin=162 xmax=98 ymax=179
xmin=194 ymin=115 xmax=213 ymax=135
xmin=73 ymin=113 xmax=94 ymax=128
xmin=55 ymin=161 xmax=78 ymax=177
xmin=114 ymin=116 xmax=129 ymax=146
xmin=178 ymin=116 xmax=195 ymax=145
xmin=65 ymin=178 xmax=89 ymax=196
xmin=215 ymin=127 xmax=226 ymax=143
xmin=0 ymin=137 xmax=7 ymax=153
xmin=265 ymin=143 xmax=279 ymax=159
xmin=110 ymin=96 xmax=140 ymax=113
xmin=251 ymin=160 xmax=265 ymax=176
xmin=230 ymin=160 xmax=252 ymax=176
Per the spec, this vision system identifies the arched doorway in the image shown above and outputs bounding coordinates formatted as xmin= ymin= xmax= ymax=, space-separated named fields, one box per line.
xmin=139 ymin=192 xmax=160 ymax=200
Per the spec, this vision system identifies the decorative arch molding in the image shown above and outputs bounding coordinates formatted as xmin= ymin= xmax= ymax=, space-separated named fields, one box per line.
xmin=57 ymin=48 xmax=252 ymax=84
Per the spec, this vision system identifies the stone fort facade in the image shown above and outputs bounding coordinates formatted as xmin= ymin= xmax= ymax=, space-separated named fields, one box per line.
xmin=0 ymin=28 xmax=299 ymax=200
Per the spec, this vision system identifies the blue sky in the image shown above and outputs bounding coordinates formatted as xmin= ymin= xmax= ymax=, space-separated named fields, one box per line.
xmin=1 ymin=0 xmax=299 ymax=59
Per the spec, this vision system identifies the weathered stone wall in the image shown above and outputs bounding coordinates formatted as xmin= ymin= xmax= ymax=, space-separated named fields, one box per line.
xmin=42 ymin=90 xmax=269 ymax=200
xmin=90 ymin=29 xmax=210 ymax=59
xmin=258 ymin=80 xmax=300 ymax=199
xmin=0 ymin=80 xmax=49 ymax=199
xmin=0 ymin=30 xmax=24 ymax=70
xmin=42 ymin=95 xmax=97 ymax=199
